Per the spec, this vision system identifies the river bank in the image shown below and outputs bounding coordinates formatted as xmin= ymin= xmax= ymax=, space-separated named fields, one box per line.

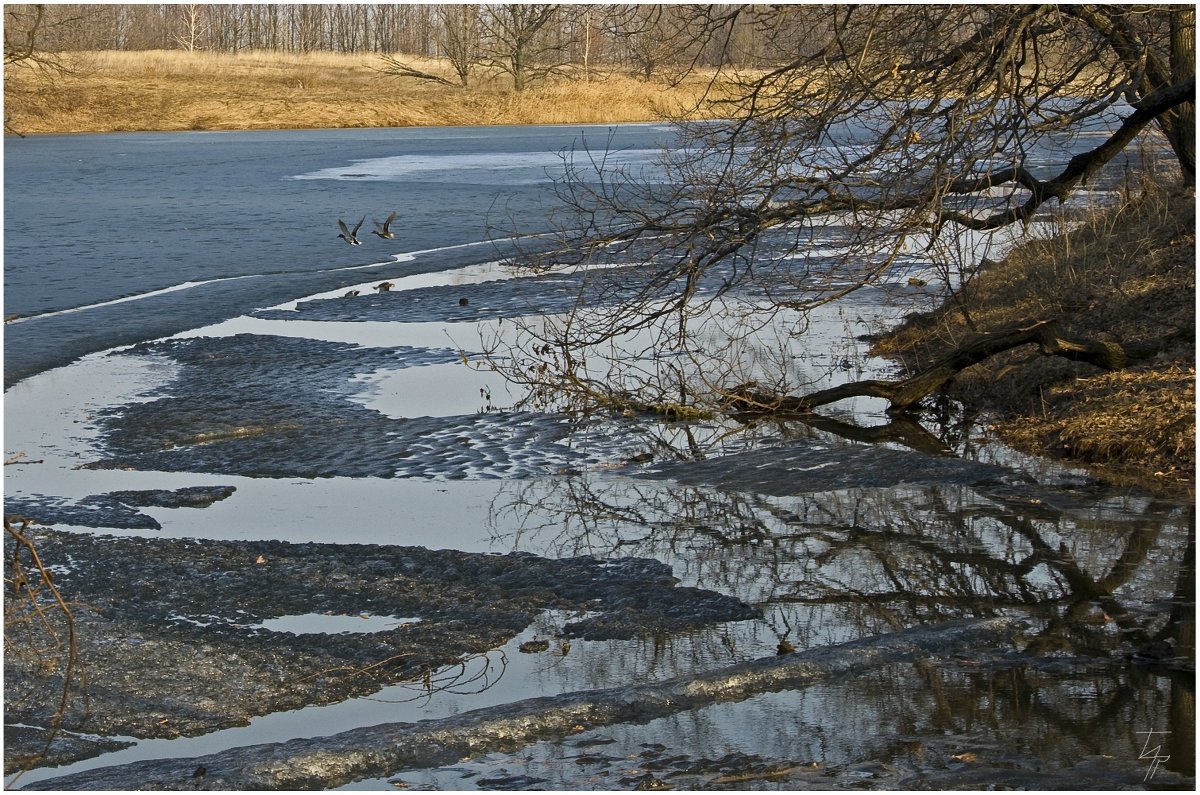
xmin=876 ymin=180 xmax=1195 ymax=495
xmin=3 ymin=49 xmax=714 ymax=135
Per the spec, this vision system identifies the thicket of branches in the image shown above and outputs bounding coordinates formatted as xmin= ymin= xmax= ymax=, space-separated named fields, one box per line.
xmin=4 ymin=4 xmax=816 ymax=77
xmin=488 ymin=4 xmax=1195 ymax=416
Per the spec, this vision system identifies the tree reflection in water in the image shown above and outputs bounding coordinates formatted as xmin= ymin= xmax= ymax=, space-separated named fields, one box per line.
xmin=483 ymin=417 xmax=1193 ymax=780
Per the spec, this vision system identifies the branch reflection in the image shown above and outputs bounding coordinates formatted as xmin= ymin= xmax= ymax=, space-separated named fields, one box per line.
xmin=485 ymin=429 xmax=1192 ymax=665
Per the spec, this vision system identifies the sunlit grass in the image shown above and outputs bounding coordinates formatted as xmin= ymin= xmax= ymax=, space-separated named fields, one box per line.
xmin=4 ymin=49 xmax=722 ymax=134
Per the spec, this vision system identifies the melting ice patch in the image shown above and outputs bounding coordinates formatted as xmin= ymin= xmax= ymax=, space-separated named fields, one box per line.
xmin=288 ymin=149 xmax=664 ymax=185
xmin=290 ymin=152 xmax=569 ymax=185
xmin=252 ymin=613 xmax=420 ymax=635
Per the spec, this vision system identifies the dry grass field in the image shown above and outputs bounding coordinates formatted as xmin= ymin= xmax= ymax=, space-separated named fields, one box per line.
xmin=4 ymin=49 xmax=721 ymax=134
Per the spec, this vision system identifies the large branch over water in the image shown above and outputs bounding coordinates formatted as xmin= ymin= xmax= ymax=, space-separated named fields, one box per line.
xmin=726 ymin=320 xmax=1146 ymax=415
xmin=754 ymin=76 xmax=1197 ymax=237
xmin=937 ymin=76 xmax=1196 ymax=230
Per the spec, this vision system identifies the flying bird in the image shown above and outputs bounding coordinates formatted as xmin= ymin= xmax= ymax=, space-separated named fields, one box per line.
xmin=343 ymin=289 xmax=360 ymax=298
xmin=337 ymin=217 xmax=365 ymax=245
xmin=375 ymin=281 xmax=394 ymax=293
xmin=372 ymin=211 xmax=397 ymax=240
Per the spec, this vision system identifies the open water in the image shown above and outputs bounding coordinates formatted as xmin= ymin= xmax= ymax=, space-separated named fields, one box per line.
xmin=4 ymin=124 xmax=674 ymax=384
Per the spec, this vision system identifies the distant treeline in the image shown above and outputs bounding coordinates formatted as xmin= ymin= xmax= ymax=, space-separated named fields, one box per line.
xmin=4 ymin=4 xmax=826 ymax=74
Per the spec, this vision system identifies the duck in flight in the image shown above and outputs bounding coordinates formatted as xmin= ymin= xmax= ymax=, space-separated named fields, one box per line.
xmin=375 ymin=281 xmax=394 ymax=293
xmin=343 ymin=289 xmax=360 ymax=298
xmin=372 ymin=211 xmax=397 ymax=240
xmin=337 ymin=217 xmax=365 ymax=245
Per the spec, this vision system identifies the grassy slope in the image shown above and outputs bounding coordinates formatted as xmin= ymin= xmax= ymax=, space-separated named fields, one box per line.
xmin=876 ymin=182 xmax=1195 ymax=493
xmin=3 ymin=49 xmax=716 ymax=134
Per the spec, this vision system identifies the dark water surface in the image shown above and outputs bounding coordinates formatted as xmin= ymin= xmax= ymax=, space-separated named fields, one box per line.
xmin=4 ymin=124 xmax=673 ymax=384
xmin=3 ymin=124 xmax=1193 ymax=789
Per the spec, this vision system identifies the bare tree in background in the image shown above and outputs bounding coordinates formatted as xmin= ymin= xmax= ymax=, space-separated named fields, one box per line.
xmin=491 ymin=4 xmax=1195 ymax=416
xmin=174 ymin=4 xmax=206 ymax=52
xmin=479 ymin=3 xmax=574 ymax=91
xmin=377 ymin=4 xmax=484 ymax=87
xmin=606 ymin=4 xmax=679 ymax=81
xmin=437 ymin=3 xmax=483 ymax=86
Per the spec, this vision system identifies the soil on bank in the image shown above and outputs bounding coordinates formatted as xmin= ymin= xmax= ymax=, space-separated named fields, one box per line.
xmin=4 ymin=49 xmax=717 ymax=135
xmin=876 ymin=182 xmax=1196 ymax=494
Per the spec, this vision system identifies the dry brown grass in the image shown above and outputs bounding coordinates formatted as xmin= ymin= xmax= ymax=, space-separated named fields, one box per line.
xmin=878 ymin=178 xmax=1195 ymax=491
xmin=4 ymin=49 xmax=721 ymax=134
xmin=996 ymin=365 xmax=1195 ymax=482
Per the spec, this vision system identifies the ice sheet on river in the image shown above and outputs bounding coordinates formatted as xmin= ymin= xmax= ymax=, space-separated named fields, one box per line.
xmin=75 ymin=333 xmax=642 ymax=480
xmin=636 ymin=439 xmax=1035 ymax=495
xmin=67 ymin=330 xmax=1032 ymax=491
xmin=22 ymin=618 xmax=1030 ymax=790
xmin=5 ymin=530 xmax=759 ymax=773
xmin=252 ymin=266 xmax=626 ymax=324
xmin=28 ymin=615 xmax=1189 ymax=791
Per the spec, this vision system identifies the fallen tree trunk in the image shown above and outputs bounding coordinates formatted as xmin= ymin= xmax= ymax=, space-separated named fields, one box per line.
xmin=377 ymin=56 xmax=459 ymax=86
xmin=728 ymin=320 xmax=1132 ymax=415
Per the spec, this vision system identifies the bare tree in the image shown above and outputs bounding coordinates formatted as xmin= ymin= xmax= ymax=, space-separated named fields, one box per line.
xmin=330 ymin=3 xmax=362 ymax=53
xmin=173 ymin=4 xmax=206 ymax=52
xmin=493 ymin=5 xmax=1195 ymax=416
xmin=293 ymin=4 xmax=324 ymax=53
xmin=1168 ymin=6 xmax=1196 ymax=176
xmin=368 ymin=4 xmax=399 ymax=53
xmin=607 ymin=4 xmax=671 ymax=80
xmin=4 ymin=4 xmax=82 ymax=136
xmin=436 ymin=3 xmax=483 ymax=86
xmin=5 ymin=4 xmax=50 ymax=65
xmin=479 ymin=3 xmax=574 ymax=91
xmin=568 ymin=5 xmax=624 ymax=82
xmin=605 ymin=3 xmax=754 ymax=81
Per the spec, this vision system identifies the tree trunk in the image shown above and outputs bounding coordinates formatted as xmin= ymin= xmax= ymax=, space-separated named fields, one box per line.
xmin=1169 ymin=7 xmax=1196 ymax=183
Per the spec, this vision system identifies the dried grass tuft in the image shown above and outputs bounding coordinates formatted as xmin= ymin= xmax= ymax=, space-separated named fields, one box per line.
xmin=996 ymin=366 xmax=1195 ymax=480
